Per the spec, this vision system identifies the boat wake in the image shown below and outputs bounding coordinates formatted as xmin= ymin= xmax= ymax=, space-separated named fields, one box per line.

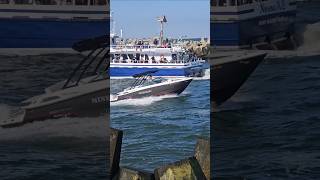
xmin=0 ymin=104 xmax=108 ymax=140
xmin=267 ymin=21 xmax=320 ymax=59
xmin=110 ymin=94 xmax=180 ymax=106
xmin=212 ymin=100 xmax=252 ymax=113
xmin=193 ymin=68 xmax=210 ymax=80
xmin=298 ymin=22 xmax=320 ymax=53
xmin=0 ymin=104 xmax=12 ymax=122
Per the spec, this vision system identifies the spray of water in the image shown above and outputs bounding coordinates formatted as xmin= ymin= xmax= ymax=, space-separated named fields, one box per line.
xmin=110 ymin=94 xmax=179 ymax=106
xmin=193 ymin=68 xmax=210 ymax=80
xmin=298 ymin=22 xmax=320 ymax=52
xmin=267 ymin=22 xmax=320 ymax=58
xmin=0 ymin=104 xmax=108 ymax=140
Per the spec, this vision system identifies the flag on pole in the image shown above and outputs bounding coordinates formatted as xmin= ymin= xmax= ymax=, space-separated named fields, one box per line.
xmin=157 ymin=15 xmax=167 ymax=22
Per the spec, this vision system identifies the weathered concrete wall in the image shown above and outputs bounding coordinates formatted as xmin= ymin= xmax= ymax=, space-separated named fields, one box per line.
xmin=109 ymin=128 xmax=211 ymax=180
xmin=154 ymin=157 xmax=206 ymax=180
xmin=194 ymin=138 xmax=210 ymax=180
xmin=110 ymin=128 xmax=123 ymax=178
xmin=113 ymin=167 xmax=155 ymax=180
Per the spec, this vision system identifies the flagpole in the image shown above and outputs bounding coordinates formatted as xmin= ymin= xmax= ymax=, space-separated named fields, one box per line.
xmin=157 ymin=15 xmax=167 ymax=47
xmin=160 ymin=20 xmax=163 ymax=47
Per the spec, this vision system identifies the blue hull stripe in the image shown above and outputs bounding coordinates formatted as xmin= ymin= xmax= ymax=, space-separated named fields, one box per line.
xmin=210 ymin=9 xmax=254 ymax=15
xmin=0 ymin=19 xmax=109 ymax=48
xmin=110 ymin=66 xmax=205 ymax=77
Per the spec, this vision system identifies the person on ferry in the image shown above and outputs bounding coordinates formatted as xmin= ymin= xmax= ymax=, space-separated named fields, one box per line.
xmin=164 ymin=38 xmax=169 ymax=48
xmin=163 ymin=57 xmax=168 ymax=63
xmin=151 ymin=56 xmax=156 ymax=63
xmin=160 ymin=55 xmax=165 ymax=63
xmin=153 ymin=39 xmax=158 ymax=46
xmin=144 ymin=54 xmax=149 ymax=63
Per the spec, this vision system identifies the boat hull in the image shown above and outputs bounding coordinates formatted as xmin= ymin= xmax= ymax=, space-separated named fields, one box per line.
xmin=210 ymin=52 xmax=266 ymax=106
xmin=211 ymin=2 xmax=296 ymax=50
xmin=116 ymin=79 xmax=192 ymax=101
xmin=0 ymin=18 xmax=109 ymax=48
xmin=1 ymin=88 xmax=108 ymax=128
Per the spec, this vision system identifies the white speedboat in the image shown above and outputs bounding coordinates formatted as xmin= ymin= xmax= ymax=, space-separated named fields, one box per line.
xmin=111 ymin=70 xmax=192 ymax=102
xmin=1 ymin=36 xmax=109 ymax=128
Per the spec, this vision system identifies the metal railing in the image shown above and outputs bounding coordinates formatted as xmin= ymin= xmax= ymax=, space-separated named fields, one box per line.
xmin=110 ymin=58 xmax=203 ymax=64
xmin=110 ymin=44 xmax=184 ymax=51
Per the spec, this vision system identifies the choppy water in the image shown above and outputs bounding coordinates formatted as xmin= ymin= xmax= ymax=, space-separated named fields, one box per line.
xmin=213 ymin=54 xmax=320 ymax=179
xmin=110 ymin=74 xmax=210 ymax=172
xmin=212 ymin=3 xmax=320 ymax=178
xmin=0 ymin=54 xmax=108 ymax=180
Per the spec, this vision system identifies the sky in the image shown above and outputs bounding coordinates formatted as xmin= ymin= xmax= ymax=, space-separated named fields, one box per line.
xmin=111 ymin=0 xmax=210 ymax=39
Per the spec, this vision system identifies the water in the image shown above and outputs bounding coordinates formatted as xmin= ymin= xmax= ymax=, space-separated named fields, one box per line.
xmin=213 ymin=55 xmax=320 ymax=179
xmin=212 ymin=3 xmax=320 ymax=178
xmin=0 ymin=54 xmax=108 ymax=180
xmin=110 ymin=73 xmax=210 ymax=172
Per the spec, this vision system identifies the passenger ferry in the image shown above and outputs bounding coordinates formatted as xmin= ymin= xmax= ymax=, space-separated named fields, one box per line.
xmin=110 ymin=44 xmax=206 ymax=78
xmin=211 ymin=0 xmax=297 ymax=49
xmin=0 ymin=0 xmax=109 ymax=49
xmin=110 ymin=16 xmax=206 ymax=78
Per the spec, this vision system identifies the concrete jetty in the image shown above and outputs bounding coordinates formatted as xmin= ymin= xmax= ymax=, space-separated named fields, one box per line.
xmin=154 ymin=157 xmax=206 ymax=180
xmin=110 ymin=127 xmax=210 ymax=180
xmin=194 ymin=138 xmax=210 ymax=179
xmin=113 ymin=167 xmax=154 ymax=180
xmin=110 ymin=128 xmax=123 ymax=179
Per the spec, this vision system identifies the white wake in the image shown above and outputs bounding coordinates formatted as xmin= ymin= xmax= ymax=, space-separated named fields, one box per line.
xmin=267 ymin=22 xmax=320 ymax=58
xmin=110 ymin=94 xmax=179 ymax=106
xmin=193 ymin=68 xmax=210 ymax=80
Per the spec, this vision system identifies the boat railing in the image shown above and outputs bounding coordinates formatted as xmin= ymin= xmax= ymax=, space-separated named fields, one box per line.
xmin=110 ymin=58 xmax=202 ymax=65
xmin=111 ymin=44 xmax=161 ymax=50
xmin=111 ymin=44 xmax=186 ymax=49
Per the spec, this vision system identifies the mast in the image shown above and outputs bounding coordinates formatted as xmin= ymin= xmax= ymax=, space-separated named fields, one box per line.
xmin=157 ymin=15 xmax=167 ymax=47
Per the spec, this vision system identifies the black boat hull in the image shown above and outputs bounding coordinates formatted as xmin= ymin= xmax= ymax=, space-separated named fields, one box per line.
xmin=2 ymin=88 xmax=108 ymax=128
xmin=116 ymin=79 xmax=192 ymax=101
xmin=210 ymin=52 xmax=266 ymax=106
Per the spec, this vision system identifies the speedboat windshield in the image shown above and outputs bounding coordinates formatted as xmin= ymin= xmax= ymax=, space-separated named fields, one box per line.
xmin=120 ymin=76 xmax=166 ymax=94
xmin=152 ymin=77 xmax=165 ymax=83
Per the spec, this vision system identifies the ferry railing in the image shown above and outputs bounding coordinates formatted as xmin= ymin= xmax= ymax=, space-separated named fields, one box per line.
xmin=110 ymin=44 xmax=185 ymax=51
xmin=110 ymin=58 xmax=202 ymax=65
xmin=111 ymin=45 xmax=159 ymax=50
